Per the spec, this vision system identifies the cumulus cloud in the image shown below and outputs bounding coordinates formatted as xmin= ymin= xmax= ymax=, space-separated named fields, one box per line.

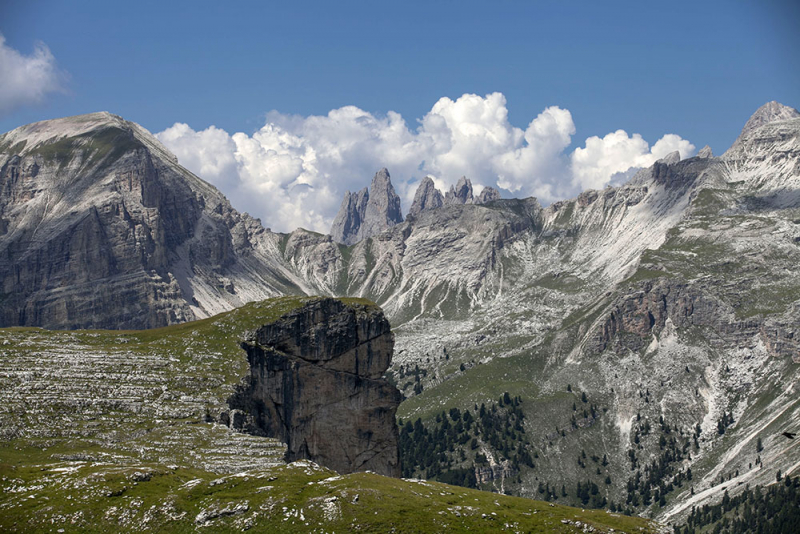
xmin=0 ymin=34 xmax=66 ymax=117
xmin=157 ymin=92 xmax=693 ymax=233
xmin=571 ymin=130 xmax=695 ymax=190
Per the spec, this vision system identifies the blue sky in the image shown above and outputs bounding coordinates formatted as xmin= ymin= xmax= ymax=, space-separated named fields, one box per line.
xmin=1 ymin=0 xmax=798 ymax=232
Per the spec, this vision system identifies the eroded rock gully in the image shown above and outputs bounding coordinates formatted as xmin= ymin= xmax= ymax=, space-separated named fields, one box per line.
xmin=226 ymin=298 xmax=401 ymax=477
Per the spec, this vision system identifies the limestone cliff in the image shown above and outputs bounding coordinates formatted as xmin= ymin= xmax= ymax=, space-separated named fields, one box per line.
xmin=228 ymin=297 xmax=401 ymax=477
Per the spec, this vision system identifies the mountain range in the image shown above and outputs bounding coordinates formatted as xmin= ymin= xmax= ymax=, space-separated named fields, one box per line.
xmin=1 ymin=101 xmax=799 ymax=528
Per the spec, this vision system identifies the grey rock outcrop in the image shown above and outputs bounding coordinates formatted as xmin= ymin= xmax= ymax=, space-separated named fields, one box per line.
xmin=408 ymin=176 xmax=444 ymax=216
xmin=475 ymin=186 xmax=501 ymax=204
xmin=590 ymin=277 xmax=800 ymax=362
xmin=229 ymin=298 xmax=401 ymax=477
xmin=407 ymin=176 xmax=499 ymax=215
xmin=330 ymin=168 xmax=403 ymax=245
xmin=445 ymin=176 xmax=474 ymax=205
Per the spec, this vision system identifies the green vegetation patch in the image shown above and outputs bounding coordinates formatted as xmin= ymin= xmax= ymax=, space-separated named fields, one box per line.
xmin=676 ymin=475 xmax=800 ymax=534
xmin=399 ymin=394 xmax=534 ymax=487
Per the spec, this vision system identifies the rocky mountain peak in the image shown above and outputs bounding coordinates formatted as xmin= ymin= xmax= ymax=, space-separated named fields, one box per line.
xmin=725 ymin=101 xmax=800 ymax=161
xmin=739 ymin=101 xmax=800 ymax=138
xmin=0 ymin=111 xmax=178 ymax=165
xmin=445 ymin=176 xmax=474 ymax=205
xmin=330 ymin=168 xmax=403 ymax=245
xmin=329 ymin=188 xmax=369 ymax=245
xmin=657 ymin=150 xmax=681 ymax=165
xmin=0 ymin=112 xmax=300 ymax=329
xmin=697 ymin=145 xmax=713 ymax=158
xmin=408 ymin=176 xmax=444 ymax=216
xmin=476 ymin=185 xmax=501 ymax=204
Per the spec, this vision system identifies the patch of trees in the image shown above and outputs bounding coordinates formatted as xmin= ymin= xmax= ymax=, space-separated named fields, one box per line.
xmin=675 ymin=474 xmax=800 ymax=534
xmin=398 ymin=393 xmax=531 ymax=488
xmin=625 ymin=415 xmax=694 ymax=510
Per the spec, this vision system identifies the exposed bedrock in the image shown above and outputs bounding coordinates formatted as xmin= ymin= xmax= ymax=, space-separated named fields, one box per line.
xmin=589 ymin=278 xmax=800 ymax=361
xmin=227 ymin=297 xmax=402 ymax=477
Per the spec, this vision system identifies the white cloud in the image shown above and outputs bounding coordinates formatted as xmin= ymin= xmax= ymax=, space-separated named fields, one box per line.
xmin=493 ymin=105 xmax=575 ymax=196
xmin=0 ymin=34 xmax=65 ymax=117
xmin=157 ymin=92 xmax=694 ymax=233
xmin=571 ymin=130 xmax=695 ymax=190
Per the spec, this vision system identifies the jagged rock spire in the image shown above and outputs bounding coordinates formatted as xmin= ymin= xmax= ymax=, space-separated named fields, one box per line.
xmin=445 ymin=176 xmax=474 ymax=205
xmin=697 ymin=145 xmax=713 ymax=159
xmin=409 ymin=176 xmax=444 ymax=216
xmin=330 ymin=168 xmax=403 ymax=245
xmin=330 ymin=187 xmax=369 ymax=245
xmin=410 ymin=175 xmax=501 ymax=215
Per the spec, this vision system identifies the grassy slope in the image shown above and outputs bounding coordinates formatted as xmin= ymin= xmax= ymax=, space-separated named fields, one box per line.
xmin=0 ymin=446 xmax=656 ymax=534
xmin=0 ymin=296 xmax=659 ymax=532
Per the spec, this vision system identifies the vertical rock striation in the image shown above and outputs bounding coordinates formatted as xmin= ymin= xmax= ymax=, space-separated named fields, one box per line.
xmin=229 ymin=298 xmax=401 ymax=477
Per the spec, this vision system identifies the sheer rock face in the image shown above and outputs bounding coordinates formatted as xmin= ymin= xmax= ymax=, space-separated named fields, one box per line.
xmin=330 ymin=168 xmax=403 ymax=245
xmin=476 ymin=186 xmax=501 ymax=204
xmin=445 ymin=176 xmax=474 ymax=205
xmin=229 ymin=298 xmax=401 ymax=477
xmin=408 ymin=176 xmax=444 ymax=216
